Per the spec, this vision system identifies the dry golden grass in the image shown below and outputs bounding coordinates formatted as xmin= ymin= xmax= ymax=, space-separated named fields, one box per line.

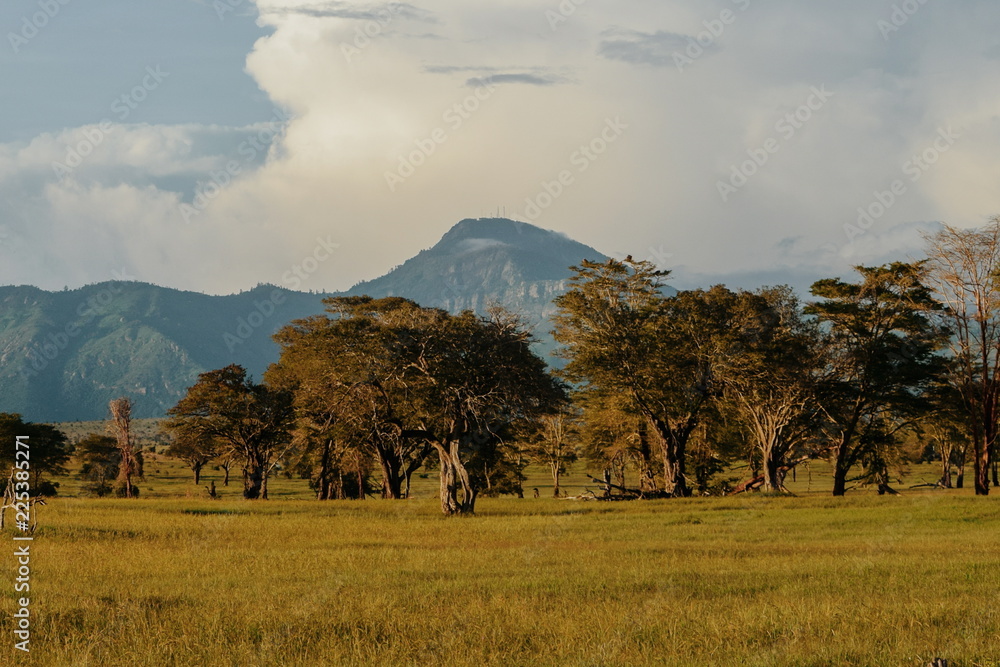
xmin=1 ymin=487 xmax=998 ymax=666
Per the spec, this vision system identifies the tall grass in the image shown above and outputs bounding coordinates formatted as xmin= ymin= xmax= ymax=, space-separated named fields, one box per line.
xmin=2 ymin=492 xmax=998 ymax=666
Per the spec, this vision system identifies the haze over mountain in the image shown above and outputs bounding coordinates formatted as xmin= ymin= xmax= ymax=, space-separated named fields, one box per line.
xmin=0 ymin=219 xmax=608 ymax=422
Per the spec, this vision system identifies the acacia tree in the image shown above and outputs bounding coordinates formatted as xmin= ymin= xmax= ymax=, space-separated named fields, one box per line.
xmin=806 ymin=263 xmax=947 ymax=496
xmin=0 ymin=414 xmax=70 ymax=494
xmin=164 ymin=426 xmax=219 ymax=485
xmin=164 ymin=365 xmax=293 ymax=500
xmin=923 ymin=220 xmax=1000 ymax=495
xmin=554 ymin=260 xmax=733 ymax=497
xmin=108 ymin=397 xmax=142 ymax=498
xmin=271 ymin=297 xmax=563 ymax=513
xmin=526 ymin=410 xmax=580 ymax=498
xmin=922 ymin=377 xmax=972 ymax=489
xmin=75 ymin=433 xmax=122 ymax=497
xmin=576 ymin=391 xmax=655 ymax=496
xmin=407 ymin=307 xmax=567 ymax=515
xmin=721 ymin=287 xmax=824 ymax=492
xmin=269 ymin=298 xmax=435 ymax=500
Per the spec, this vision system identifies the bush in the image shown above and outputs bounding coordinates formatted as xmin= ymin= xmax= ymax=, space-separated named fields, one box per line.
xmin=81 ymin=481 xmax=114 ymax=498
xmin=36 ymin=481 xmax=59 ymax=497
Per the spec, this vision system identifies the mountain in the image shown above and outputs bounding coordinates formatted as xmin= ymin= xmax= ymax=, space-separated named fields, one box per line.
xmin=0 ymin=283 xmax=332 ymax=422
xmin=0 ymin=218 xmax=608 ymax=421
xmin=346 ymin=217 xmax=607 ymax=322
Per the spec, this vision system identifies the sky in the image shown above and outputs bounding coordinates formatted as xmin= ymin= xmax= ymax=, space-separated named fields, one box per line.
xmin=1 ymin=0 xmax=998 ymax=295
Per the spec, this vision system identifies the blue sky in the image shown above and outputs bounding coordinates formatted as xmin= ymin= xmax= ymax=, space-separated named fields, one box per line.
xmin=1 ymin=0 xmax=998 ymax=295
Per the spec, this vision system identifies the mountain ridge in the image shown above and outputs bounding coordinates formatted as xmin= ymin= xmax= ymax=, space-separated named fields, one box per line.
xmin=0 ymin=218 xmax=609 ymax=421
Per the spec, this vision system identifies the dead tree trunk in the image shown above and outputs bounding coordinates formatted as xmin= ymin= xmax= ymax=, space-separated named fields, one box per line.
xmin=109 ymin=397 xmax=140 ymax=498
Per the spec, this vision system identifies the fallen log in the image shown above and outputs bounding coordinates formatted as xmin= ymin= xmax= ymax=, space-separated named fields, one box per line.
xmin=585 ymin=475 xmax=644 ymax=498
xmin=728 ymin=451 xmax=828 ymax=496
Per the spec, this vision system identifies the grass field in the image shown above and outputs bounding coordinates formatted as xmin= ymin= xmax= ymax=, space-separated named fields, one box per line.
xmin=4 ymin=425 xmax=996 ymax=665
xmin=3 ymin=471 xmax=1000 ymax=665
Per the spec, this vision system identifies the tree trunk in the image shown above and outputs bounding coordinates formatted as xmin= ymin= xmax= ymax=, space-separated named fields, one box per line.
xmin=551 ymin=462 xmax=561 ymax=498
xmin=433 ymin=435 xmax=476 ymax=515
xmin=379 ymin=455 xmax=403 ymax=499
xmin=110 ymin=397 xmax=139 ymax=498
xmin=193 ymin=462 xmax=202 ymax=486
xmin=973 ymin=435 xmax=990 ymax=496
xmin=648 ymin=415 xmax=692 ymax=497
xmin=244 ymin=462 xmax=265 ymax=499
xmin=317 ymin=440 xmax=333 ymax=500
xmin=832 ymin=441 xmax=850 ymax=497
xmin=763 ymin=453 xmax=783 ymax=493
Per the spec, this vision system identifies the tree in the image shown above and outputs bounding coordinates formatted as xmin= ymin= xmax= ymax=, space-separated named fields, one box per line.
xmin=923 ymin=220 xmax=1000 ymax=495
xmin=164 ymin=427 xmax=219 ymax=485
xmin=806 ymin=263 xmax=947 ymax=496
xmin=576 ymin=391 xmax=654 ymax=496
xmin=0 ymin=414 xmax=71 ymax=495
xmin=721 ymin=287 xmax=824 ymax=492
xmin=108 ymin=397 xmax=142 ymax=498
xmin=407 ymin=307 xmax=567 ymax=514
xmin=164 ymin=365 xmax=294 ymax=500
xmin=75 ymin=433 xmax=126 ymax=497
xmin=272 ymin=298 xmax=564 ymax=514
xmin=527 ymin=411 xmax=580 ymax=497
xmin=554 ymin=260 xmax=732 ymax=497
xmin=269 ymin=298 xmax=434 ymax=501
xmin=922 ymin=381 xmax=972 ymax=489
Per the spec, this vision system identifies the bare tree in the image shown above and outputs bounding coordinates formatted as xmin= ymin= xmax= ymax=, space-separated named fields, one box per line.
xmin=923 ymin=220 xmax=1000 ymax=495
xmin=108 ymin=397 xmax=142 ymax=498
xmin=528 ymin=411 xmax=580 ymax=498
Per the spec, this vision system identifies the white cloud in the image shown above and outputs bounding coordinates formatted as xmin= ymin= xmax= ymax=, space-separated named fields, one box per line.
xmin=1 ymin=0 xmax=999 ymax=295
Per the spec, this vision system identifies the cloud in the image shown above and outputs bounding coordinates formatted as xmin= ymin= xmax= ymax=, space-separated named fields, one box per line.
xmin=456 ymin=238 xmax=509 ymax=254
xmin=465 ymin=73 xmax=572 ymax=87
xmin=2 ymin=0 xmax=1000 ymax=299
xmin=598 ymin=28 xmax=709 ymax=67
xmin=424 ymin=65 xmax=574 ymax=87
xmin=259 ymin=1 xmax=437 ymax=23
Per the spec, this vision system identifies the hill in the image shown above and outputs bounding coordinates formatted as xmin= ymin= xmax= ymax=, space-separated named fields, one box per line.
xmin=0 ymin=283 xmax=330 ymax=421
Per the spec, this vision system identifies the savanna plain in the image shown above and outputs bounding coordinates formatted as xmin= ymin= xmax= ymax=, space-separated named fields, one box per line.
xmin=2 ymin=447 xmax=999 ymax=667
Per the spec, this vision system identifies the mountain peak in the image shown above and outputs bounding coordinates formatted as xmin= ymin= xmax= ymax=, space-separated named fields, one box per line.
xmin=347 ymin=218 xmax=606 ymax=306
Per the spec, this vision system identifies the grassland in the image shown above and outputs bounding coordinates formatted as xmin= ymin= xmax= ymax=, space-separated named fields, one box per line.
xmin=3 ymin=462 xmax=1000 ymax=666
xmin=4 ymin=425 xmax=996 ymax=665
